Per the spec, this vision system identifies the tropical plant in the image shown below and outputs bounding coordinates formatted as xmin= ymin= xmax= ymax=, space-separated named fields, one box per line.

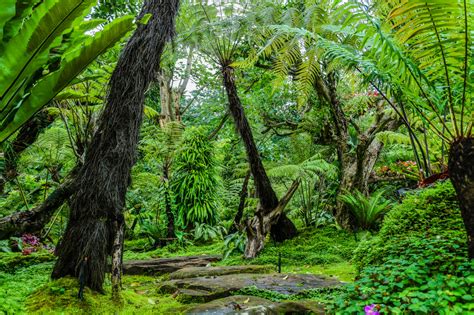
xmin=315 ymin=0 xmax=474 ymax=258
xmin=0 ymin=0 xmax=134 ymax=143
xmin=338 ymin=189 xmax=392 ymax=230
xmin=192 ymin=223 xmax=226 ymax=243
xmin=171 ymin=127 xmax=221 ymax=228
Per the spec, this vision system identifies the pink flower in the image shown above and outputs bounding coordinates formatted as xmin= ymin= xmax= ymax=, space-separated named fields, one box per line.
xmin=364 ymin=304 xmax=380 ymax=315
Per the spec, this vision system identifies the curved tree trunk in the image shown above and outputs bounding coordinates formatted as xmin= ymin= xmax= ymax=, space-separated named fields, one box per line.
xmin=221 ymin=65 xmax=297 ymax=258
xmin=52 ymin=0 xmax=180 ymax=292
xmin=449 ymin=137 xmax=474 ymax=259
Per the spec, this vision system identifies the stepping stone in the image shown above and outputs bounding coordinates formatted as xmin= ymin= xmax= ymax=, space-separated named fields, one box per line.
xmin=122 ymin=255 xmax=222 ymax=275
xmin=159 ymin=272 xmax=342 ymax=303
xmin=185 ymin=295 xmax=324 ymax=314
xmin=170 ymin=265 xmax=272 ymax=279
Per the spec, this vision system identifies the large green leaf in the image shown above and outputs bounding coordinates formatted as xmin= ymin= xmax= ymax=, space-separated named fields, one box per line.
xmin=0 ymin=0 xmax=96 ymax=111
xmin=0 ymin=15 xmax=134 ymax=142
xmin=0 ymin=0 xmax=16 ymax=42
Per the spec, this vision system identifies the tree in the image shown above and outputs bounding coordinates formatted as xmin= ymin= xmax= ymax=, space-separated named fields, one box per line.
xmin=0 ymin=0 xmax=133 ymax=238
xmin=247 ymin=0 xmax=402 ymax=228
xmin=323 ymin=0 xmax=473 ymax=258
xmin=51 ymin=0 xmax=181 ymax=293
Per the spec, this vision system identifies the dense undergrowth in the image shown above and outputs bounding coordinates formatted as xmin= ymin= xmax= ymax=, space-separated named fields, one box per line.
xmin=330 ymin=181 xmax=474 ymax=314
xmin=1 ymin=182 xmax=472 ymax=314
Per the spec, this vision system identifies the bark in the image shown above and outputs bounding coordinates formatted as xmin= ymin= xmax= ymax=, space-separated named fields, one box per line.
xmin=52 ymin=0 xmax=180 ymax=292
xmin=221 ymin=65 xmax=297 ymax=258
xmin=111 ymin=217 xmax=124 ymax=301
xmin=0 ymin=178 xmax=76 ymax=240
xmin=244 ymin=180 xmax=300 ymax=258
xmin=448 ymin=137 xmax=474 ymax=259
xmin=163 ymin=163 xmax=175 ymax=238
xmin=228 ymin=171 xmax=250 ymax=235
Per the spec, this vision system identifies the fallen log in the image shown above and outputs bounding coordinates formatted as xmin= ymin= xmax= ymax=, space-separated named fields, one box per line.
xmin=122 ymin=255 xmax=222 ymax=275
xmin=0 ymin=178 xmax=77 ymax=240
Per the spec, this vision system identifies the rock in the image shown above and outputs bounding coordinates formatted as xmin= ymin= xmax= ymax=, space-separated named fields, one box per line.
xmin=185 ymin=295 xmax=276 ymax=314
xmin=159 ymin=273 xmax=342 ymax=303
xmin=122 ymin=255 xmax=222 ymax=275
xmin=185 ymin=295 xmax=325 ymax=314
xmin=170 ymin=265 xmax=272 ymax=279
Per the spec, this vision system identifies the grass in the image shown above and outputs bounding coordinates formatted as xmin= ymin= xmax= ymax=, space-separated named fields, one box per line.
xmin=0 ymin=226 xmax=357 ymax=313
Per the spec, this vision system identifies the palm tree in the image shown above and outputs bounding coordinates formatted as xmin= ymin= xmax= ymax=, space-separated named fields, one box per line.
xmin=52 ymin=0 xmax=181 ymax=293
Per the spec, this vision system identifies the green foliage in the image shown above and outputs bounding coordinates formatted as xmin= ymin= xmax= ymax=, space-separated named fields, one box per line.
xmin=171 ymin=127 xmax=221 ymax=228
xmin=353 ymin=181 xmax=462 ymax=271
xmin=192 ymin=223 xmax=226 ymax=243
xmin=235 ymin=286 xmax=344 ymax=305
xmin=0 ymin=262 xmax=53 ymax=314
xmin=223 ymin=231 xmax=246 ymax=259
xmin=379 ymin=181 xmax=462 ymax=238
xmin=0 ymin=0 xmax=134 ymax=142
xmin=338 ymin=189 xmax=392 ymax=230
xmin=333 ymin=181 xmax=471 ymax=314
xmin=330 ymin=234 xmax=473 ymax=314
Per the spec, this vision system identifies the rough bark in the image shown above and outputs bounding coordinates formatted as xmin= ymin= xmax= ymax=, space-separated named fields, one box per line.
xmin=448 ymin=137 xmax=474 ymax=259
xmin=163 ymin=163 xmax=175 ymax=238
xmin=52 ymin=0 xmax=180 ymax=292
xmin=0 ymin=178 xmax=76 ymax=240
xmin=221 ymin=65 xmax=297 ymax=256
xmin=245 ymin=180 xmax=300 ymax=258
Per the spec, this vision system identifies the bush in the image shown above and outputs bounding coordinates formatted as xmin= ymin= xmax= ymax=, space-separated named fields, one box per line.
xmin=353 ymin=181 xmax=463 ymax=270
xmin=330 ymin=234 xmax=473 ymax=314
xmin=379 ymin=180 xmax=462 ymax=238
xmin=330 ymin=181 xmax=473 ymax=314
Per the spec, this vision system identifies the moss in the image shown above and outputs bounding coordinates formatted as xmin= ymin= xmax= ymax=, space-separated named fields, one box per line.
xmin=26 ymin=275 xmax=195 ymax=314
xmin=0 ymin=262 xmax=52 ymax=314
xmin=218 ymin=227 xmax=357 ymax=282
xmin=0 ymin=251 xmax=55 ymax=273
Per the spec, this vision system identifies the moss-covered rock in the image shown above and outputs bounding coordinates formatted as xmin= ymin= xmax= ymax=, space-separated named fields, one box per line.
xmin=170 ymin=265 xmax=272 ymax=279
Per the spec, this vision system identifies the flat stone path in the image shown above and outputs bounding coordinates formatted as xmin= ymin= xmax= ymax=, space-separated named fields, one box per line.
xmin=159 ymin=265 xmax=343 ymax=303
xmin=185 ymin=295 xmax=325 ymax=315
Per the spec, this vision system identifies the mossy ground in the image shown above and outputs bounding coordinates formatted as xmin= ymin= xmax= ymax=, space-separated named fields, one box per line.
xmin=0 ymin=227 xmax=356 ymax=314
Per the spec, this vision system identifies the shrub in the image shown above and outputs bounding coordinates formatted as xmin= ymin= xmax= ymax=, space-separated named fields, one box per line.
xmin=338 ymin=189 xmax=392 ymax=230
xmin=379 ymin=181 xmax=462 ymax=238
xmin=353 ymin=181 xmax=463 ymax=270
xmin=331 ymin=181 xmax=473 ymax=314
xmin=171 ymin=127 xmax=221 ymax=228
xmin=330 ymin=234 xmax=473 ymax=314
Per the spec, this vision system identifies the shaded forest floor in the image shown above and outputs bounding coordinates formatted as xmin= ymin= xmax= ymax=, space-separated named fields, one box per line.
xmin=0 ymin=227 xmax=356 ymax=314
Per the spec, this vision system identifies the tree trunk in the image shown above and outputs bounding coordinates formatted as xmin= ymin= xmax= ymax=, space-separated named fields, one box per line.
xmin=245 ymin=180 xmax=300 ymax=258
xmin=111 ymin=217 xmax=124 ymax=301
xmin=163 ymin=163 xmax=175 ymax=238
xmin=52 ymin=0 xmax=180 ymax=292
xmin=229 ymin=171 xmax=250 ymax=235
xmin=448 ymin=137 xmax=474 ymax=259
xmin=221 ymin=65 xmax=297 ymax=257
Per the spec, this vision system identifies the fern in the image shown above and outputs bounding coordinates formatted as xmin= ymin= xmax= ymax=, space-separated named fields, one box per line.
xmin=338 ymin=189 xmax=392 ymax=230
